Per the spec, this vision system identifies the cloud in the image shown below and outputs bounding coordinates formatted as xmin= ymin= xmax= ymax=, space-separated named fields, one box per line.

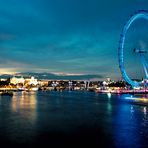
xmin=16 ymin=72 xmax=105 ymax=80
xmin=0 ymin=0 xmax=147 ymax=80
xmin=139 ymin=40 xmax=147 ymax=50
xmin=0 ymin=33 xmax=16 ymax=41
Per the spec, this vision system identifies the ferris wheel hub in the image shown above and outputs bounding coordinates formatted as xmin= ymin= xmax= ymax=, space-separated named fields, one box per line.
xmin=133 ymin=48 xmax=147 ymax=53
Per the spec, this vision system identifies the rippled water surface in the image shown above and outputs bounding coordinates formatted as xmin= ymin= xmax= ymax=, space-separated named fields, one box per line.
xmin=0 ymin=91 xmax=148 ymax=147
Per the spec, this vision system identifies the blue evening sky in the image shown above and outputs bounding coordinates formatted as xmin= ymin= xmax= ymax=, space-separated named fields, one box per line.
xmin=0 ymin=0 xmax=148 ymax=80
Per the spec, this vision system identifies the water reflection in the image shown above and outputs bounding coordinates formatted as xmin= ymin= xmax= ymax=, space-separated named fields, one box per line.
xmin=1 ymin=91 xmax=148 ymax=146
xmin=107 ymin=93 xmax=112 ymax=113
xmin=130 ymin=105 xmax=134 ymax=117
xmin=114 ymin=104 xmax=141 ymax=147
xmin=143 ymin=107 xmax=147 ymax=116
xmin=107 ymin=92 xmax=111 ymax=99
xmin=114 ymin=94 xmax=148 ymax=147
xmin=6 ymin=91 xmax=37 ymax=143
xmin=121 ymin=94 xmax=148 ymax=105
xmin=12 ymin=91 xmax=37 ymax=111
xmin=11 ymin=91 xmax=37 ymax=126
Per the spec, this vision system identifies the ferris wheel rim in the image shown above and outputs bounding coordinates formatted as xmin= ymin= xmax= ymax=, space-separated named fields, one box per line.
xmin=118 ymin=10 xmax=148 ymax=87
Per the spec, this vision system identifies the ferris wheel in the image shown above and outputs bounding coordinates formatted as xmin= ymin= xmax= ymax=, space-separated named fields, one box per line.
xmin=118 ymin=10 xmax=148 ymax=87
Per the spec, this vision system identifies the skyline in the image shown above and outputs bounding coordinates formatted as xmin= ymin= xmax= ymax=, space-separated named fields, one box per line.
xmin=0 ymin=0 xmax=148 ymax=80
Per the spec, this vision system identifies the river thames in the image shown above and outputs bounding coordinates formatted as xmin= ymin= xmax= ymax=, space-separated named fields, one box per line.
xmin=0 ymin=91 xmax=148 ymax=147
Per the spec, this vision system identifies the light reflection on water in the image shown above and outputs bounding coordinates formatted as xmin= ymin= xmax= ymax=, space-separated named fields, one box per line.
xmin=12 ymin=91 xmax=37 ymax=111
xmin=0 ymin=91 xmax=148 ymax=147
xmin=11 ymin=91 xmax=37 ymax=124
xmin=121 ymin=94 xmax=148 ymax=104
xmin=113 ymin=93 xmax=148 ymax=147
xmin=0 ymin=91 xmax=37 ymax=143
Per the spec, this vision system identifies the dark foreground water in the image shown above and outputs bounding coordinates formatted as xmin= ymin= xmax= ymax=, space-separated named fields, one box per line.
xmin=0 ymin=91 xmax=148 ymax=147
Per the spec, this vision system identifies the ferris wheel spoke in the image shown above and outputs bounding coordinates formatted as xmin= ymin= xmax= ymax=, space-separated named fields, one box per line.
xmin=140 ymin=55 xmax=148 ymax=79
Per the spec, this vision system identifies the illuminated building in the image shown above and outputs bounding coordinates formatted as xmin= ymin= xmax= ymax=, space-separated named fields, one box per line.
xmin=10 ymin=76 xmax=25 ymax=85
xmin=25 ymin=76 xmax=38 ymax=86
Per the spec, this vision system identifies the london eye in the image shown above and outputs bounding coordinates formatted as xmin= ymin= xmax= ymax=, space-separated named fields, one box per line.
xmin=118 ymin=10 xmax=148 ymax=87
